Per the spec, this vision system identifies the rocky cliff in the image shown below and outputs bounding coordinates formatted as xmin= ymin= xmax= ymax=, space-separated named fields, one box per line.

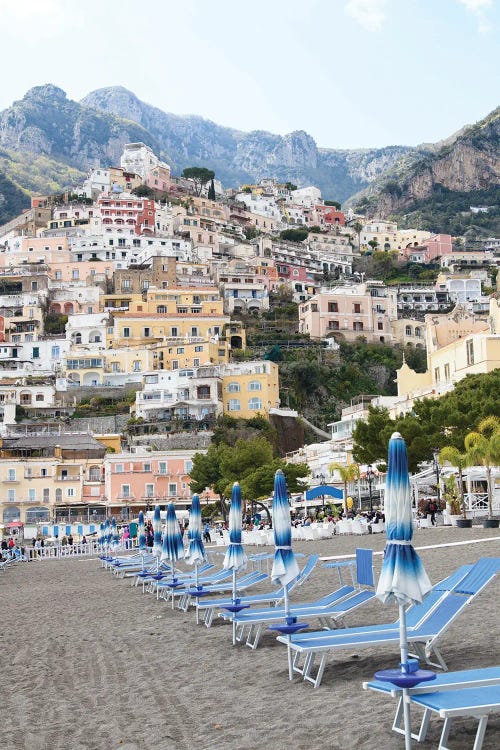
xmin=353 ymin=107 xmax=500 ymax=218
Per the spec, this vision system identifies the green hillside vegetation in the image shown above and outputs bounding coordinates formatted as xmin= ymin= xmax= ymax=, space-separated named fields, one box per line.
xmin=394 ymin=186 xmax=500 ymax=236
xmin=0 ymin=149 xmax=85 ymax=196
xmin=352 ymin=369 xmax=500 ymax=471
xmin=0 ymin=169 xmax=30 ymax=225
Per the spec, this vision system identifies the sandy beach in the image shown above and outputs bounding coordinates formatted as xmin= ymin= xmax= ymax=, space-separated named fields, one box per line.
xmin=1 ymin=526 xmax=499 ymax=750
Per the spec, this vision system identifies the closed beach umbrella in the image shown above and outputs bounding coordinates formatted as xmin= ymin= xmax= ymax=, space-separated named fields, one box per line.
xmin=104 ymin=518 xmax=112 ymax=556
xmin=223 ymin=482 xmax=248 ymax=643
xmin=138 ymin=511 xmax=146 ymax=551
xmin=272 ymin=469 xmax=300 ymax=680
xmin=161 ymin=502 xmax=185 ymax=607
xmin=185 ymin=494 xmax=206 ymax=622
xmin=376 ymin=432 xmax=432 ymax=749
xmin=99 ymin=522 xmax=105 ymax=547
xmin=152 ymin=505 xmax=163 ymax=558
xmin=111 ymin=517 xmax=119 ymax=551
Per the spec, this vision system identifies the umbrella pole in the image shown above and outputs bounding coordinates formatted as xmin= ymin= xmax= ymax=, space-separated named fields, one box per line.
xmin=171 ymin=562 xmax=176 ymax=609
xmin=399 ymin=603 xmax=412 ymax=750
xmin=232 ymin=569 xmax=237 ymax=645
xmin=195 ymin=562 xmax=200 ymax=625
xmin=284 ymin=587 xmax=293 ymax=681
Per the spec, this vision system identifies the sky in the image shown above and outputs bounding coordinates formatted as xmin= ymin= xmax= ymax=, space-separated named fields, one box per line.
xmin=0 ymin=0 xmax=498 ymax=149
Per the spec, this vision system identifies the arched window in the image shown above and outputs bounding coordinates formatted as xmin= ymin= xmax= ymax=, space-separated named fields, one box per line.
xmin=248 ymin=381 xmax=262 ymax=391
xmin=405 ymin=326 xmax=413 ymax=336
xmin=248 ymin=397 xmax=262 ymax=411
xmin=415 ymin=327 xmax=421 ymax=338
xmin=55 ymin=488 xmax=62 ymax=503
xmin=73 ymin=332 xmax=82 ymax=344
xmin=89 ymin=466 xmax=101 ymax=482
xmin=228 ymin=399 xmax=241 ymax=411
xmin=227 ymin=382 xmax=240 ymax=393
xmin=89 ymin=331 xmax=101 ymax=343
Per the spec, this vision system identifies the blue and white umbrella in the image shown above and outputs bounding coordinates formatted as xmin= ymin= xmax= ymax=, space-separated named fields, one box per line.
xmin=185 ymin=494 xmax=207 ymax=622
xmin=272 ymin=469 xmax=300 ymax=680
xmin=161 ymin=502 xmax=185 ymax=607
xmin=104 ymin=518 xmax=112 ymax=558
xmin=111 ymin=517 xmax=120 ymax=552
xmin=99 ymin=522 xmax=105 ymax=548
xmin=138 ymin=510 xmax=146 ymax=568
xmin=223 ymin=482 xmax=248 ymax=643
xmin=152 ymin=505 xmax=163 ymax=558
xmin=376 ymin=432 xmax=432 ymax=749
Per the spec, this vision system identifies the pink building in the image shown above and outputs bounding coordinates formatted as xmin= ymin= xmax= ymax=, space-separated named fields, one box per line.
xmin=97 ymin=194 xmax=156 ymax=236
xmin=105 ymin=450 xmax=201 ymax=515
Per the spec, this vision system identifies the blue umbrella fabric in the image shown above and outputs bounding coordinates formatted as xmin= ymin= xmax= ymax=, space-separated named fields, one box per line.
xmin=99 ymin=522 xmax=105 ymax=548
xmin=376 ymin=432 xmax=431 ymax=607
xmin=185 ymin=494 xmax=206 ymax=623
xmin=223 ymin=482 xmax=247 ymax=574
xmin=376 ymin=432 xmax=432 ymax=750
xmin=138 ymin=511 xmax=146 ymax=552
xmin=185 ymin=495 xmax=206 ymax=566
xmin=223 ymin=482 xmax=248 ymax=643
xmin=111 ymin=517 xmax=120 ymax=551
xmin=152 ymin=505 xmax=163 ymax=558
xmin=161 ymin=502 xmax=185 ymax=607
xmin=272 ymin=469 xmax=300 ymax=680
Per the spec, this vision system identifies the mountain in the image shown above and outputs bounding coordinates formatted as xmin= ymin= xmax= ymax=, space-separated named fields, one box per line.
xmin=0 ymin=84 xmax=411 ymax=213
xmin=0 ymin=167 xmax=30 ymax=226
xmin=352 ymin=107 xmax=500 ymax=234
xmin=81 ymin=86 xmax=413 ymax=200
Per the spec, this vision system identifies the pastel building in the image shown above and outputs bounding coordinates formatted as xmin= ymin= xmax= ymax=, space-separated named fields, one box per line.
xmin=222 ymin=361 xmax=280 ymax=419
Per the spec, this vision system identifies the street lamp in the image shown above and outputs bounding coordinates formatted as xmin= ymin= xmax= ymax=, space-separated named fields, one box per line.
xmin=432 ymin=448 xmax=441 ymax=508
xmin=316 ymin=472 xmax=326 ymax=511
xmin=366 ymin=465 xmax=374 ymax=511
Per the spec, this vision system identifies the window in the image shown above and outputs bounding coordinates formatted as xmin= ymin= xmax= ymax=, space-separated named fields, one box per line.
xmin=172 ymin=360 xmax=179 ymax=370
xmin=41 ymin=468 xmax=47 ymax=477
xmin=353 ymin=303 xmax=361 ymax=314
xmin=122 ymin=279 xmax=131 ymax=289
xmin=248 ymin=381 xmax=262 ymax=391
xmin=171 ymin=327 xmax=178 ymax=337
xmin=43 ymin=488 xmax=49 ymax=502
xmin=72 ymin=269 xmax=79 ymax=280
xmin=434 ymin=367 xmax=440 ymax=382
xmin=157 ymin=306 xmax=167 ymax=314
xmin=112 ymin=362 xmax=120 ymax=372
xmin=145 ymin=484 xmax=154 ymax=498
xmin=466 ymin=340 xmax=474 ymax=365
xmin=328 ymin=321 xmax=339 ymax=330
xmin=177 ymin=347 xmax=184 ymax=354
xmin=115 ymin=464 xmax=124 ymax=473
xmin=143 ymin=462 xmax=151 ymax=472
xmin=133 ymin=361 xmax=141 ymax=372
xmin=444 ymin=363 xmax=450 ymax=381
xmin=51 ymin=345 xmax=60 ymax=359
xmin=7 ymin=489 xmax=15 ymax=502
xmin=36 ymin=393 xmax=44 ymax=401
xmin=353 ymin=322 xmax=364 ymax=331
xmin=415 ymin=327 xmax=422 ymax=338
xmin=67 ymin=488 xmax=75 ymax=497
xmin=227 ymin=382 xmax=240 ymax=392
xmin=143 ymin=327 xmax=151 ymax=338
xmin=168 ymin=483 xmax=177 ymax=497
xmin=248 ymin=397 xmax=262 ymax=410
xmin=377 ymin=321 xmax=383 ymax=330
xmin=32 ymin=347 xmax=40 ymax=359
xmin=328 ymin=302 xmax=338 ymax=313
xmin=405 ymin=326 xmax=413 ymax=336
xmin=191 ymin=327 xmax=199 ymax=337
xmin=7 ymin=469 xmax=16 ymax=481
xmin=193 ymin=358 xmax=200 ymax=367
xmin=29 ymin=488 xmax=36 ymax=502
xmin=228 ymin=399 xmax=241 ymax=411
xmin=158 ymin=462 xmax=167 ymax=475
xmin=121 ymin=485 xmax=130 ymax=499
xmin=123 ymin=327 xmax=130 ymax=338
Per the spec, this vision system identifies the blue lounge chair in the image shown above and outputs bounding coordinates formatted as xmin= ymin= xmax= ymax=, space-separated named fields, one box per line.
xmin=364 ymin=666 xmax=500 ymax=750
xmin=196 ymin=554 xmax=319 ymax=627
xmin=222 ymin=548 xmax=376 ymax=649
xmin=277 ymin=558 xmax=500 ymax=688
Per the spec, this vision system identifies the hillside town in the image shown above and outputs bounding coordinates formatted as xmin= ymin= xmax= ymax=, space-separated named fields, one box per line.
xmin=0 ymin=141 xmax=499 ymax=534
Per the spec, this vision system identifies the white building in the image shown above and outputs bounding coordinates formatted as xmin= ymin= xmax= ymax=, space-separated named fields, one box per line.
xmin=120 ymin=143 xmax=166 ymax=180
xmin=135 ymin=365 xmax=222 ymax=422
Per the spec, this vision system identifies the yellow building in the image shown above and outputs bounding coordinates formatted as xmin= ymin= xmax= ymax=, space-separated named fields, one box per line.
xmin=222 ymin=361 xmax=279 ymax=419
xmin=396 ymin=297 xmax=500 ymax=409
xmin=0 ymin=434 xmax=106 ymax=526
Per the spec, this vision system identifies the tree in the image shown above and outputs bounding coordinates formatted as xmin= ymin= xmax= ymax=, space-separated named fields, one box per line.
xmin=325 ymin=200 xmax=341 ymax=209
xmin=207 ymin=178 xmax=216 ymax=201
xmin=284 ymin=182 xmax=297 ymax=191
xmin=438 ymin=446 xmax=469 ymax=517
xmin=367 ymin=238 xmax=379 ymax=252
xmin=329 ymin=462 xmax=360 ymax=515
xmin=279 ymin=228 xmax=308 ymax=243
xmin=131 ymin=184 xmax=155 ymax=198
xmin=351 ymin=221 xmax=363 ymax=253
xmin=240 ymin=459 xmax=309 ymax=523
xmin=464 ymin=416 xmax=500 ymax=519
xmin=182 ymin=167 xmax=215 ymax=196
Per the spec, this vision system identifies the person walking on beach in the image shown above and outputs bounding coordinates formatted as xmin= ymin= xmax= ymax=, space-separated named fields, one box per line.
xmin=427 ymin=499 xmax=437 ymax=526
xmin=203 ymin=523 xmax=211 ymax=543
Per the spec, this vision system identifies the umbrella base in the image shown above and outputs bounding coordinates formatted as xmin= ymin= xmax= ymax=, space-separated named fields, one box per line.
xmin=269 ymin=622 xmax=309 ymax=636
xmin=223 ymin=603 xmax=250 ymax=614
xmin=375 ymin=668 xmax=436 ymax=689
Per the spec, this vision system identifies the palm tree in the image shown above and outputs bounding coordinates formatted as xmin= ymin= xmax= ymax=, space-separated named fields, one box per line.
xmin=438 ymin=446 xmax=469 ymax=518
xmin=464 ymin=416 xmax=500 ymax=520
xmin=329 ymin=462 xmax=360 ymax=516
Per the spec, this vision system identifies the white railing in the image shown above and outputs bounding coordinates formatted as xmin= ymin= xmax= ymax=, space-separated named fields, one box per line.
xmin=26 ymin=541 xmax=133 ymax=561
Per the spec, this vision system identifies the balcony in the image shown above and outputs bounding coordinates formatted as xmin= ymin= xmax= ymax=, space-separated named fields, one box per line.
xmin=55 ymin=475 xmax=80 ymax=482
